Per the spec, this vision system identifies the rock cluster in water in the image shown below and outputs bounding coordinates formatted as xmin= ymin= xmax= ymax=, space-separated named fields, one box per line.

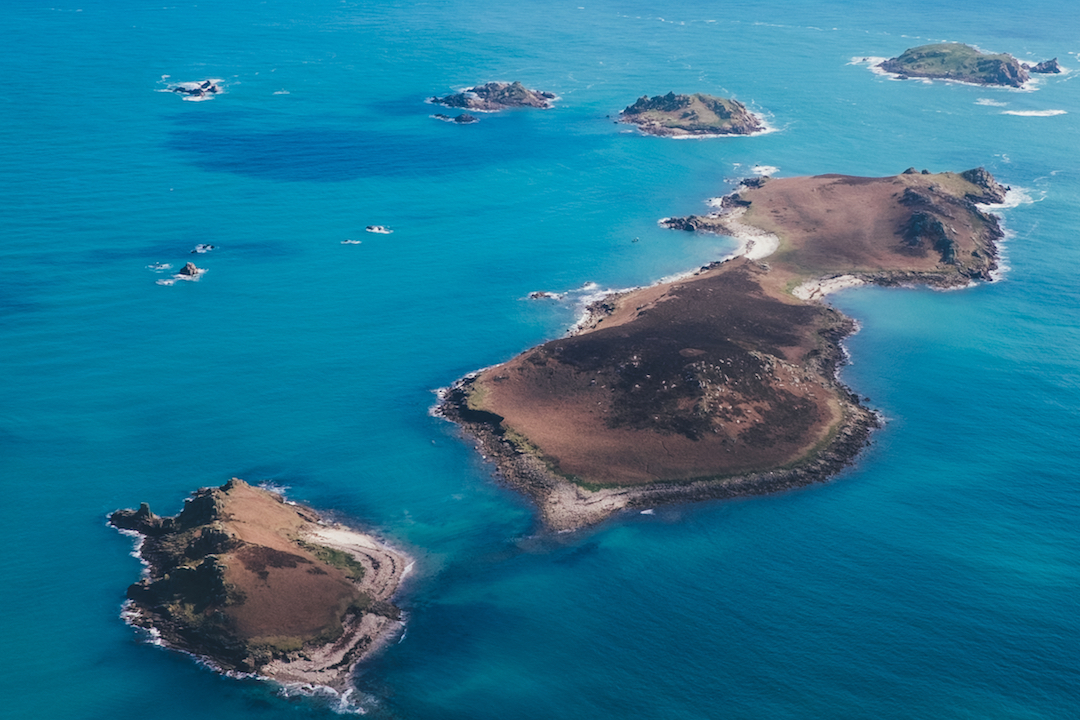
xmin=430 ymin=81 xmax=556 ymax=111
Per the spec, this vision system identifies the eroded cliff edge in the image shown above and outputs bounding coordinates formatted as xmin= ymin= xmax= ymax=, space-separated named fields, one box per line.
xmin=439 ymin=169 xmax=1008 ymax=531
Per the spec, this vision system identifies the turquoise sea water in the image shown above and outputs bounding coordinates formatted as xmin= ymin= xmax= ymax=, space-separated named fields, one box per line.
xmin=2 ymin=1 xmax=1079 ymax=717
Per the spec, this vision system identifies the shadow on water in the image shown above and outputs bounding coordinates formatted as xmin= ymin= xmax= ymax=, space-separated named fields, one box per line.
xmin=166 ymin=108 xmax=548 ymax=182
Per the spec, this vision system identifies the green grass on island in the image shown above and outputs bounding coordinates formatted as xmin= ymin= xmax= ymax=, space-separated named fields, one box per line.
xmin=878 ymin=43 xmax=1027 ymax=87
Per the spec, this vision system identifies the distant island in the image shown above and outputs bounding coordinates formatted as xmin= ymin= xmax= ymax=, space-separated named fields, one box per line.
xmin=618 ymin=92 xmax=765 ymax=136
xmin=877 ymin=43 xmax=1060 ymax=87
xmin=430 ymin=81 xmax=556 ymax=111
xmin=440 ymin=168 xmax=1008 ymax=530
xmin=111 ymin=479 xmax=409 ymax=688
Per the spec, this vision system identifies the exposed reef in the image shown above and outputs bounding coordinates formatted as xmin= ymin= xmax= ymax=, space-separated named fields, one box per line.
xmin=430 ymin=81 xmax=556 ymax=111
xmin=618 ymin=92 xmax=764 ymax=136
xmin=439 ymin=169 xmax=1008 ymax=531
xmin=169 ymin=79 xmax=221 ymax=99
xmin=111 ymin=479 xmax=408 ymax=688
xmin=876 ymin=44 xmax=1057 ymax=87
xmin=433 ymin=112 xmax=480 ymax=124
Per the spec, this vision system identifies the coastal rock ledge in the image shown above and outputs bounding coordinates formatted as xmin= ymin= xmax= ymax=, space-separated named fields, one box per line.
xmin=438 ymin=168 xmax=1009 ymax=531
xmin=110 ymin=479 xmax=409 ymax=688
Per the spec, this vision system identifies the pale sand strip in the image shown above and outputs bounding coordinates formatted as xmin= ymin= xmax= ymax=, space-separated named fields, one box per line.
xmin=259 ymin=524 xmax=411 ymax=688
xmin=792 ymin=275 xmax=866 ymax=301
xmin=302 ymin=525 xmax=410 ymax=602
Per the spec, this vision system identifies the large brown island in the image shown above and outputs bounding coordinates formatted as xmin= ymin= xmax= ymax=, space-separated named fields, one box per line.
xmin=440 ymin=168 xmax=1008 ymax=530
xmin=111 ymin=479 xmax=409 ymax=688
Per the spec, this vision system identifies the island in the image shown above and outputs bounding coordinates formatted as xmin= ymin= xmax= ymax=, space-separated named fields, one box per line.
xmin=618 ymin=92 xmax=764 ymax=137
xmin=439 ymin=168 xmax=1007 ymax=531
xmin=430 ymin=81 xmax=556 ymax=111
xmin=877 ymin=43 xmax=1060 ymax=87
xmin=110 ymin=479 xmax=409 ymax=688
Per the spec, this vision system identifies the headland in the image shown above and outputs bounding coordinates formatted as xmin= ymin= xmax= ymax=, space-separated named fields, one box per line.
xmin=877 ymin=43 xmax=1059 ymax=87
xmin=111 ymin=479 xmax=409 ymax=688
xmin=439 ymin=168 xmax=1008 ymax=531
xmin=618 ymin=92 xmax=764 ymax=136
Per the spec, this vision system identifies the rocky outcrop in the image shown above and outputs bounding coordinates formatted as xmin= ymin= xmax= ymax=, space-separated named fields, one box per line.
xmin=177 ymin=262 xmax=203 ymax=277
xmin=619 ymin=92 xmax=764 ymax=136
xmin=433 ymin=112 xmax=479 ymax=124
xmin=903 ymin=211 xmax=955 ymax=263
xmin=960 ymin=166 xmax=1009 ymax=204
xmin=1028 ymin=58 xmax=1062 ymax=74
xmin=430 ymin=81 xmax=556 ymax=111
xmin=171 ymin=80 xmax=221 ymax=98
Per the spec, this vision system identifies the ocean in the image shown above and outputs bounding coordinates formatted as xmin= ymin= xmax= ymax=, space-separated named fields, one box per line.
xmin=2 ymin=0 xmax=1078 ymax=717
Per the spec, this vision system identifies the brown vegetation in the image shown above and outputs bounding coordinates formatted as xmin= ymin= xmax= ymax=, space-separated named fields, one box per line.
xmin=441 ymin=169 xmax=1006 ymax=529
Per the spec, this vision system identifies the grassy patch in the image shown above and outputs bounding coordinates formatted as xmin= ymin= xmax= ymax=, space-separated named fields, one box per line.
xmin=298 ymin=542 xmax=366 ymax=582
xmin=465 ymin=381 xmax=490 ymax=410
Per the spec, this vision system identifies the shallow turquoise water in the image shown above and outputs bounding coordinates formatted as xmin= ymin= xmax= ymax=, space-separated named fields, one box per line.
xmin=2 ymin=1 xmax=1078 ymax=717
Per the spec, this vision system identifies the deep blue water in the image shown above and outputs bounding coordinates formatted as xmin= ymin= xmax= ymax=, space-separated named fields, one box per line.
xmin=2 ymin=1 xmax=1078 ymax=717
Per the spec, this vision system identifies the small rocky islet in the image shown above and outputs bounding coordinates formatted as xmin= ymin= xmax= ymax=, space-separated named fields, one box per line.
xmin=430 ymin=81 xmax=556 ymax=111
xmin=111 ymin=479 xmax=408 ymax=688
xmin=877 ymin=43 xmax=1061 ymax=87
xmin=618 ymin=92 xmax=764 ymax=136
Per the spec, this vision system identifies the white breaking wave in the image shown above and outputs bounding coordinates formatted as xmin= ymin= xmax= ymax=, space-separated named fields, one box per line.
xmin=1001 ymin=109 xmax=1066 ymax=117
xmin=976 ymin=98 xmax=1009 ymax=107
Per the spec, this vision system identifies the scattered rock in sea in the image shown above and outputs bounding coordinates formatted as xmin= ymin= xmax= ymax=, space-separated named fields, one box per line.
xmin=191 ymin=244 xmax=215 ymax=254
xmin=433 ymin=113 xmax=480 ymax=124
xmin=528 ymin=291 xmax=564 ymax=300
xmin=170 ymin=79 xmax=221 ymax=98
xmin=178 ymin=262 xmax=203 ymax=277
